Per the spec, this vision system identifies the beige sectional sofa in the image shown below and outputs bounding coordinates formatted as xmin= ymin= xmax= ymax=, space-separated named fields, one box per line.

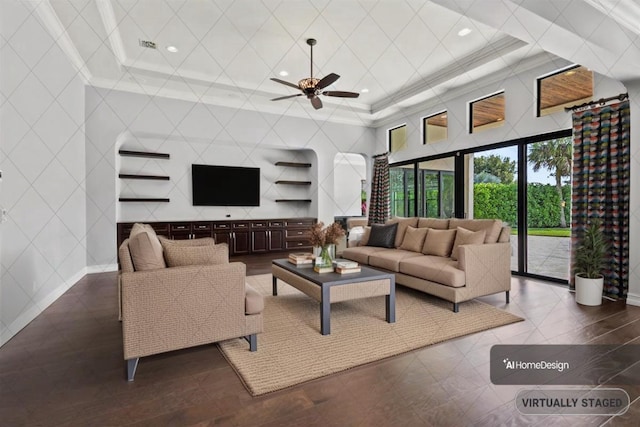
xmin=342 ymin=217 xmax=511 ymax=312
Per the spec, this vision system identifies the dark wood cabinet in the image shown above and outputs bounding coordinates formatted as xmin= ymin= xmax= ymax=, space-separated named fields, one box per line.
xmin=117 ymin=217 xmax=316 ymax=258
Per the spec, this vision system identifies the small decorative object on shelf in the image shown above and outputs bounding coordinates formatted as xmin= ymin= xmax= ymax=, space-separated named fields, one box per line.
xmin=309 ymin=221 xmax=345 ymax=271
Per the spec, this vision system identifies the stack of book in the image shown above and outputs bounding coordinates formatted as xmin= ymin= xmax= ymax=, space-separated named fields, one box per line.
xmin=313 ymin=265 xmax=334 ymax=274
xmin=334 ymin=260 xmax=361 ymax=274
xmin=288 ymin=253 xmax=314 ymax=265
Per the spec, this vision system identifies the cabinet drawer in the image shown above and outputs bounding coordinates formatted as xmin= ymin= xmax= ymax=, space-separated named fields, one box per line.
xmin=285 ymin=240 xmax=310 ymax=249
xmin=285 ymin=219 xmax=314 ymax=228
xmin=269 ymin=221 xmax=284 ymax=227
xmin=251 ymin=221 xmax=268 ymax=229
xmin=286 ymin=229 xmax=310 ymax=238
xmin=233 ymin=222 xmax=250 ymax=229
xmin=213 ymin=223 xmax=231 ymax=230
xmin=192 ymin=223 xmax=212 ymax=231
xmin=171 ymin=223 xmax=191 ymax=232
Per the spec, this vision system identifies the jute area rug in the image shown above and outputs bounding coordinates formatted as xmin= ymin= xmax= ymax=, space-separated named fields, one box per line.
xmin=219 ymin=273 xmax=523 ymax=396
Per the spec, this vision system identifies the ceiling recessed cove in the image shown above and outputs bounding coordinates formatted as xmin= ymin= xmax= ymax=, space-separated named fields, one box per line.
xmin=139 ymin=39 xmax=157 ymax=49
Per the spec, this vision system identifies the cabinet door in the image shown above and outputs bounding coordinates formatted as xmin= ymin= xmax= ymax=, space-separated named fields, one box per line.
xmin=232 ymin=231 xmax=251 ymax=254
xmin=213 ymin=231 xmax=232 ymax=247
xmin=269 ymin=229 xmax=284 ymax=251
xmin=251 ymin=230 xmax=268 ymax=253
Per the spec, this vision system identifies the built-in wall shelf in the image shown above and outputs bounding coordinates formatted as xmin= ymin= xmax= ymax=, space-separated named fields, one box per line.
xmin=119 ymin=150 xmax=170 ymax=159
xmin=275 ymin=199 xmax=312 ymax=203
xmin=119 ymin=198 xmax=170 ymax=202
xmin=275 ymin=161 xmax=311 ymax=168
xmin=119 ymin=174 xmax=170 ymax=181
xmin=275 ymin=180 xmax=312 ymax=185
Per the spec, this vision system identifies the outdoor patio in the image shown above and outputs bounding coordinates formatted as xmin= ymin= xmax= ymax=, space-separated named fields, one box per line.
xmin=510 ymin=235 xmax=570 ymax=280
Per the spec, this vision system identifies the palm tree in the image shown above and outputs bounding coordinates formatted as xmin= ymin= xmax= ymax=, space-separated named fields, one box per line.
xmin=528 ymin=137 xmax=572 ymax=228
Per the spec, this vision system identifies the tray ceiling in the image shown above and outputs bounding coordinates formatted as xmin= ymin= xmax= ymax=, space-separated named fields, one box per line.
xmin=39 ymin=0 xmax=640 ymax=126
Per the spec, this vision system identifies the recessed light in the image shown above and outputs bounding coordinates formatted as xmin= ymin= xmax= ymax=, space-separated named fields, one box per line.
xmin=441 ymin=114 xmax=447 ymax=119
xmin=166 ymin=45 xmax=178 ymax=53
xmin=360 ymin=88 xmax=369 ymax=93
xmin=496 ymin=117 xmax=503 ymax=122
xmin=457 ymin=28 xmax=472 ymax=37
xmin=565 ymin=70 xmax=576 ymax=76
xmin=279 ymin=70 xmax=289 ymax=77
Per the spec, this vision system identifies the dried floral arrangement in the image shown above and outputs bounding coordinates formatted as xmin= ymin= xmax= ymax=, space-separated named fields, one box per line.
xmin=309 ymin=221 xmax=346 ymax=247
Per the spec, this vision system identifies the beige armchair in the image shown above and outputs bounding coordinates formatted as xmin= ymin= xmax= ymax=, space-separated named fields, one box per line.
xmin=118 ymin=228 xmax=263 ymax=381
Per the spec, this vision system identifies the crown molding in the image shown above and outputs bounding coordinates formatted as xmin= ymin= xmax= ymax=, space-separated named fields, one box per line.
xmin=95 ymin=0 xmax=126 ymax=66
xmin=371 ymin=36 xmax=527 ymax=114
xmin=33 ymin=0 xmax=92 ymax=84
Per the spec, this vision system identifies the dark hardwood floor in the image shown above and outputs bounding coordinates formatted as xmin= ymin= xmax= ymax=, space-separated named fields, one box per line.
xmin=1 ymin=253 xmax=638 ymax=426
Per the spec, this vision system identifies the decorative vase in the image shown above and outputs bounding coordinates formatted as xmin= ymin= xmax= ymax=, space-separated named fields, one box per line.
xmin=314 ymin=244 xmax=335 ymax=268
xmin=575 ymin=274 xmax=604 ymax=306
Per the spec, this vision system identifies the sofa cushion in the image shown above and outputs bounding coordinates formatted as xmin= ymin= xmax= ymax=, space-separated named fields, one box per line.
xmin=421 ymin=228 xmax=457 ymax=257
xmin=342 ymin=246 xmax=385 ymax=264
xmin=368 ymin=249 xmax=424 ymax=272
xmin=386 ymin=217 xmax=419 ymax=247
xmin=448 ymin=218 xmax=502 ymax=243
xmin=417 ymin=218 xmax=449 ymax=230
xmin=163 ymin=243 xmax=229 ymax=267
xmin=245 ymin=283 xmax=264 ymax=315
xmin=450 ymin=227 xmax=487 ymax=261
xmin=128 ymin=223 xmax=166 ymax=271
xmin=367 ymin=223 xmax=398 ymax=248
xmin=399 ymin=255 xmax=466 ymax=288
xmin=399 ymin=226 xmax=428 ymax=252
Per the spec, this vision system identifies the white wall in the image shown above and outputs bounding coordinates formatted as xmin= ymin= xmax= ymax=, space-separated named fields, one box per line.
xmin=333 ymin=153 xmax=366 ymax=217
xmin=0 ymin=1 xmax=87 ymax=345
xmin=85 ymin=87 xmax=375 ymax=266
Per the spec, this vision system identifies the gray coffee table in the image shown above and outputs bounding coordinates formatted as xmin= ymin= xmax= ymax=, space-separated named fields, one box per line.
xmin=271 ymin=259 xmax=395 ymax=335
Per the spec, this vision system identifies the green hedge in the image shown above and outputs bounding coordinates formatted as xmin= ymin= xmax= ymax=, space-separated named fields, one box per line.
xmin=474 ymin=183 xmax=571 ymax=228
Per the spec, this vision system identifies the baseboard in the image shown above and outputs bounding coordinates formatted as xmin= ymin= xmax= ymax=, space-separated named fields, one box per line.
xmin=87 ymin=264 xmax=118 ymax=274
xmin=0 ymin=266 xmax=88 ymax=347
xmin=626 ymin=292 xmax=640 ymax=307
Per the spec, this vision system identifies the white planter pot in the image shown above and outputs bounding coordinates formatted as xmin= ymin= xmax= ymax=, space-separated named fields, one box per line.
xmin=575 ymin=274 xmax=604 ymax=306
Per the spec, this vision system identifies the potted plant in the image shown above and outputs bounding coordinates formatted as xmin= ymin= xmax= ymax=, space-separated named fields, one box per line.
xmin=574 ymin=218 xmax=609 ymax=306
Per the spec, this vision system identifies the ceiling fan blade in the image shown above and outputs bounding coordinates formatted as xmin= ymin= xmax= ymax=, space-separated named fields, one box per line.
xmin=310 ymin=96 xmax=323 ymax=110
xmin=322 ymin=91 xmax=360 ymax=98
xmin=270 ymin=77 xmax=301 ymax=90
xmin=315 ymin=73 xmax=340 ymax=90
xmin=271 ymin=94 xmax=303 ymax=101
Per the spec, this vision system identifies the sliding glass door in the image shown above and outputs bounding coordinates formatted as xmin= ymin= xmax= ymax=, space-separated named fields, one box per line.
xmin=389 ymin=129 xmax=572 ymax=283
xmin=525 ymin=137 xmax=572 ymax=280
xmin=466 ymin=147 xmax=519 ymax=272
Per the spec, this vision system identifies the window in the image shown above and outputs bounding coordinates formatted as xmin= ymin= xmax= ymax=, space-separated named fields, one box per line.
xmin=390 ymin=165 xmax=415 ymax=217
xmin=388 ymin=124 xmax=407 ymax=152
xmin=423 ymin=111 xmax=448 ymax=144
xmin=537 ymin=65 xmax=593 ymax=116
xmin=469 ymin=92 xmax=505 ymax=134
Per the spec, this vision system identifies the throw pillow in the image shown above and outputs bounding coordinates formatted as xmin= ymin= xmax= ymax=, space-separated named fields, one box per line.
xmin=159 ymin=236 xmax=215 ymax=247
xmin=128 ymin=223 xmax=166 ymax=271
xmin=400 ymin=226 xmax=428 ymax=252
xmin=359 ymin=226 xmax=371 ymax=246
xmin=421 ymin=228 xmax=457 ymax=257
xmin=367 ymin=223 xmax=398 ymax=248
xmin=163 ymin=243 xmax=229 ymax=267
xmin=386 ymin=216 xmax=419 ymax=247
xmin=450 ymin=227 xmax=487 ymax=261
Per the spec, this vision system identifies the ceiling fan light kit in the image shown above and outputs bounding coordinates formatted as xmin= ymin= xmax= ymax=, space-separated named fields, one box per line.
xmin=270 ymin=38 xmax=360 ymax=110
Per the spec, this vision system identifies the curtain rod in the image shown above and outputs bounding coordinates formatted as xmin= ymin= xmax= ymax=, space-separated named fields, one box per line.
xmin=564 ymin=92 xmax=628 ymax=111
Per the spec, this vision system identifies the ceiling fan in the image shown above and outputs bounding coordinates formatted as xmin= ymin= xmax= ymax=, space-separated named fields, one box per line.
xmin=270 ymin=38 xmax=360 ymax=110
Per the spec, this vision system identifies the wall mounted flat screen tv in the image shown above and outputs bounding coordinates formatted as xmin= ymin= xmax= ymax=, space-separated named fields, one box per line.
xmin=192 ymin=164 xmax=260 ymax=206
